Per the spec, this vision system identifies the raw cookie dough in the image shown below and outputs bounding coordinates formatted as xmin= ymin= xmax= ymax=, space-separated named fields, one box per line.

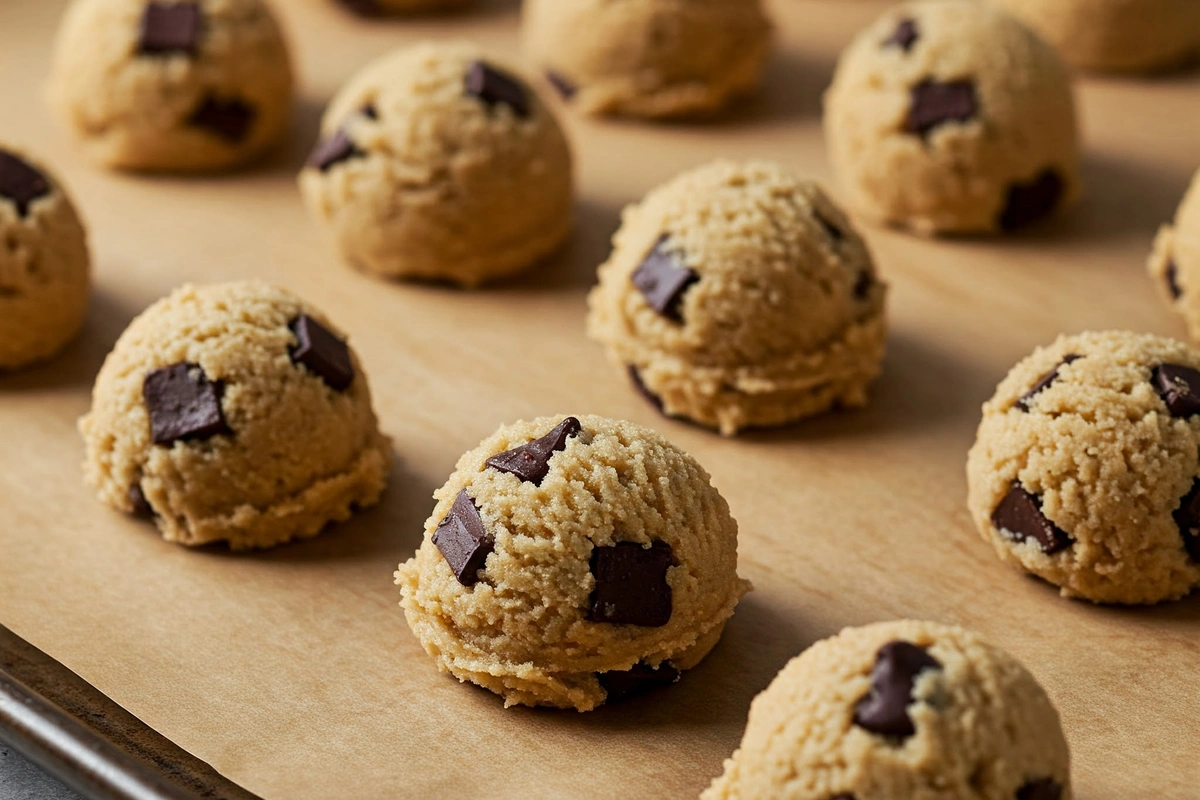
xmin=0 ymin=147 xmax=90 ymax=370
xmin=586 ymin=160 xmax=887 ymax=436
xmin=966 ymin=331 xmax=1200 ymax=604
xmin=299 ymin=42 xmax=573 ymax=287
xmin=704 ymin=620 xmax=1071 ymax=800
xmin=824 ymin=0 xmax=1080 ymax=235
xmin=79 ymin=281 xmax=391 ymax=550
xmin=395 ymin=414 xmax=750 ymax=711
xmin=48 ymin=0 xmax=294 ymax=172
xmin=521 ymin=0 xmax=772 ymax=118
xmin=332 ymin=0 xmax=470 ymax=15
xmin=1149 ymin=167 xmax=1200 ymax=339
xmin=993 ymin=0 xmax=1200 ymax=74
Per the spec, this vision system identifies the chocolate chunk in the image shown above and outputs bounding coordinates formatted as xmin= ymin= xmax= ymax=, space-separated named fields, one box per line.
xmin=853 ymin=640 xmax=941 ymax=738
xmin=999 ymin=170 xmax=1064 ymax=231
xmin=815 ymin=212 xmax=844 ymax=242
xmin=1153 ymin=363 xmax=1200 ymax=417
xmin=905 ymin=79 xmax=978 ymax=136
xmin=288 ymin=314 xmax=354 ymax=391
xmin=187 ymin=96 xmax=255 ymax=143
xmin=1167 ymin=261 xmax=1183 ymax=300
xmin=546 ymin=70 xmax=577 ymax=100
xmin=334 ymin=0 xmax=381 ymax=16
xmin=143 ymin=362 xmax=232 ymax=446
xmin=1016 ymin=779 xmax=1063 ymax=800
xmin=598 ymin=662 xmax=680 ymax=703
xmin=1171 ymin=478 xmax=1200 ymax=561
xmin=883 ymin=18 xmax=919 ymax=52
xmin=992 ymin=482 xmax=1073 ymax=554
xmin=432 ymin=489 xmax=493 ymax=587
xmin=306 ymin=130 xmax=361 ymax=172
xmin=589 ymin=540 xmax=673 ymax=627
xmin=1016 ymin=354 xmax=1080 ymax=412
xmin=628 ymin=365 xmax=665 ymax=412
xmin=361 ymin=104 xmax=379 ymax=120
xmin=0 ymin=150 xmax=50 ymax=218
xmin=138 ymin=2 xmax=201 ymax=56
xmin=631 ymin=236 xmax=699 ymax=322
xmin=853 ymin=271 xmax=873 ymax=300
xmin=128 ymin=483 xmax=154 ymax=519
xmin=485 ymin=417 xmax=581 ymax=485
xmin=465 ymin=61 xmax=530 ymax=118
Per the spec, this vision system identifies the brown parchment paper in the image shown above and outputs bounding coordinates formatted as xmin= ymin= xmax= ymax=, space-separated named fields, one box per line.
xmin=1 ymin=1 xmax=1198 ymax=797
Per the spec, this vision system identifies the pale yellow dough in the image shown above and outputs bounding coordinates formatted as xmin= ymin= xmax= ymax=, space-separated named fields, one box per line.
xmin=79 ymin=281 xmax=391 ymax=550
xmin=966 ymin=331 xmax=1200 ymax=604
xmin=395 ymin=414 xmax=750 ymax=712
xmin=0 ymin=148 xmax=90 ymax=370
xmin=704 ymin=620 xmax=1071 ymax=800
xmin=521 ymin=0 xmax=772 ymax=118
xmin=1149 ymin=168 xmax=1200 ymax=340
xmin=298 ymin=41 xmax=573 ymax=287
xmin=48 ymin=0 xmax=294 ymax=172
xmin=825 ymin=0 xmax=1080 ymax=235
xmin=586 ymin=160 xmax=887 ymax=436
xmin=335 ymin=0 xmax=469 ymax=13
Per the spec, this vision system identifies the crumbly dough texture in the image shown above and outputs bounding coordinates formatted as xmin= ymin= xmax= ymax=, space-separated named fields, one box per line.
xmin=586 ymin=160 xmax=887 ymax=436
xmin=703 ymin=620 xmax=1071 ymax=800
xmin=521 ymin=0 xmax=771 ymax=119
xmin=79 ymin=281 xmax=391 ymax=550
xmin=824 ymin=0 xmax=1080 ymax=235
xmin=967 ymin=331 xmax=1200 ymax=604
xmin=1149 ymin=168 xmax=1200 ymax=339
xmin=395 ymin=414 xmax=750 ymax=712
xmin=994 ymin=0 xmax=1200 ymax=74
xmin=0 ymin=150 xmax=90 ymax=370
xmin=298 ymin=42 xmax=573 ymax=287
xmin=48 ymin=0 xmax=294 ymax=172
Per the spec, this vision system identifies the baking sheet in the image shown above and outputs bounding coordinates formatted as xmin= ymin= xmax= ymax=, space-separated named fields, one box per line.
xmin=1 ymin=0 xmax=1198 ymax=797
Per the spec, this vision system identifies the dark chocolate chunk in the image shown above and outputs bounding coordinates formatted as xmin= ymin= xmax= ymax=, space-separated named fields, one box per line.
xmin=1167 ymin=261 xmax=1183 ymax=300
xmin=589 ymin=540 xmax=674 ymax=627
xmin=1016 ymin=354 xmax=1081 ymax=412
xmin=905 ymin=79 xmax=978 ymax=136
xmin=1153 ymin=363 xmax=1200 ymax=417
xmin=432 ymin=489 xmax=493 ymax=587
xmin=815 ymin=212 xmax=844 ymax=243
xmin=361 ymin=104 xmax=379 ymax=120
xmin=306 ymin=129 xmax=361 ymax=172
xmin=187 ymin=96 xmax=255 ymax=143
xmin=631 ymin=236 xmax=699 ymax=322
xmin=597 ymin=662 xmax=680 ymax=703
xmin=883 ymin=18 xmax=919 ymax=52
xmin=0 ymin=150 xmax=50 ymax=218
xmin=465 ymin=61 xmax=530 ymax=118
xmin=546 ymin=70 xmax=577 ymax=100
xmin=999 ymin=170 xmax=1064 ymax=231
xmin=1171 ymin=478 xmax=1200 ymax=561
xmin=1016 ymin=779 xmax=1063 ymax=800
xmin=853 ymin=271 xmax=873 ymax=300
xmin=288 ymin=314 xmax=354 ymax=391
xmin=128 ymin=483 xmax=154 ymax=519
xmin=334 ymin=0 xmax=381 ymax=16
xmin=138 ymin=2 xmax=202 ymax=56
xmin=853 ymin=640 xmax=941 ymax=738
xmin=628 ymin=365 xmax=665 ymax=412
xmin=485 ymin=417 xmax=581 ymax=485
xmin=991 ymin=482 xmax=1073 ymax=554
xmin=142 ymin=362 xmax=232 ymax=445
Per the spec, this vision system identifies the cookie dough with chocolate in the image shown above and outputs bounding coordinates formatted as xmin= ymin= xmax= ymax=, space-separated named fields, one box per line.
xmin=48 ymin=0 xmax=294 ymax=172
xmin=299 ymin=42 xmax=572 ymax=286
xmin=587 ymin=160 xmax=887 ymax=436
xmin=0 ymin=147 xmax=90 ymax=370
xmin=824 ymin=0 xmax=1080 ymax=235
xmin=395 ymin=414 xmax=750 ymax=711
xmin=521 ymin=0 xmax=772 ymax=118
xmin=79 ymin=281 xmax=391 ymax=550
xmin=967 ymin=331 xmax=1200 ymax=604
xmin=704 ymin=620 xmax=1071 ymax=800
xmin=1150 ymin=167 xmax=1200 ymax=339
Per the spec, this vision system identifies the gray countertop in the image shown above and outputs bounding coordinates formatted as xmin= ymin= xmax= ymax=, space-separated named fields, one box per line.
xmin=1 ymin=742 xmax=84 ymax=800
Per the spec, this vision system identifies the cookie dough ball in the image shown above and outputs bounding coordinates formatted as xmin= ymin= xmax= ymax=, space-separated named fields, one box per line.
xmin=331 ymin=0 xmax=469 ymax=14
xmin=824 ymin=0 xmax=1080 ymax=235
xmin=48 ymin=0 xmax=294 ymax=172
xmin=521 ymin=0 xmax=772 ymax=118
xmin=1149 ymin=168 xmax=1200 ymax=339
xmin=79 ymin=281 xmax=391 ymax=550
xmin=0 ymin=148 xmax=90 ymax=370
xmin=967 ymin=331 xmax=1200 ymax=604
xmin=704 ymin=620 xmax=1071 ymax=800
xmin=993 ymin=0 xmax=1200 ymax=74
xmin=395 ymin=414 xmax=749 ymax=711
xmin=299 ymin=42 xmax=572 ymax=287
xmin=586 ymin=160 xmax=887 ymax=436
